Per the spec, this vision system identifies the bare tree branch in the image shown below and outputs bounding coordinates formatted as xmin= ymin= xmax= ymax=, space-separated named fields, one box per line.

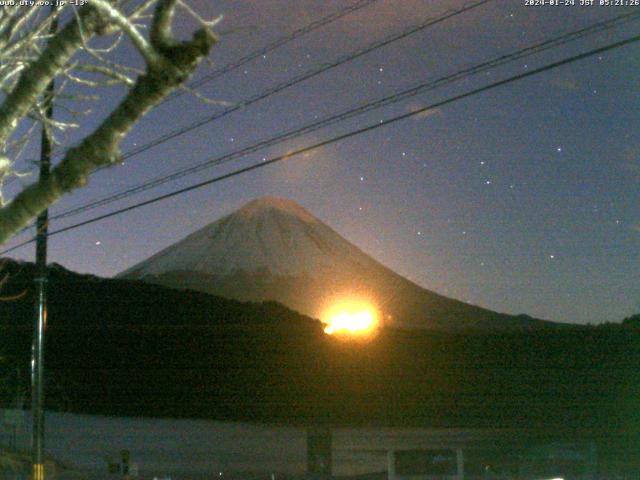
xmin=90 ymin=0 xmax=161 ymax=66
xmin=0 ymin=6 xmax=108 ymax=145
xmin=0 ymin=1 xmax=217 ymax=244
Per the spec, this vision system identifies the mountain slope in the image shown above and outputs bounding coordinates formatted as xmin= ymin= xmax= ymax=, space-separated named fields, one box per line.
xmin=120 ymin=197 xmax=382 ymax=278
xmin=120 ymin=197 xmax=557 ymax=332
xmin=0 ymin=259 xmax=636 ymax=432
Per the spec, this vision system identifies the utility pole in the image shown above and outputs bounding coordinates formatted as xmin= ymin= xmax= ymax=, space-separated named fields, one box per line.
xmin=32 ymin=8 xmax=57 ymax=480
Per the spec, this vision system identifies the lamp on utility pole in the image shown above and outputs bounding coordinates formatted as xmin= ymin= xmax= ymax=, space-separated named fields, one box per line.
xmin=32 ymin=9 xmax=57 ymax=480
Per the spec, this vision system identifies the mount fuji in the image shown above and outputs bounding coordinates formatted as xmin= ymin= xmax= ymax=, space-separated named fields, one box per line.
xmin=119 ymin=197 xmax=556 ymax=331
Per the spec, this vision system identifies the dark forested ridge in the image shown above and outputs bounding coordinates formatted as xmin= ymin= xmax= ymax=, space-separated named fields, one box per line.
xmin=0 ymin=259 xmax=638 ymax=440
xmin=119 ymin=197 xmax=561 ymax=333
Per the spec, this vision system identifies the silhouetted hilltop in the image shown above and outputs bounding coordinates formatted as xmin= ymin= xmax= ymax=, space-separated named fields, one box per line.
xmin=120 ymin=197 xmax=561 ymax=332
xmin=0 ymin=259 xmax=638 ymax=439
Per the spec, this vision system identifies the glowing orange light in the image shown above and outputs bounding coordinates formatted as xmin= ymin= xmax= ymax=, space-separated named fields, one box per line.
xmin=322 ymin=300 xmax=379 ymax=336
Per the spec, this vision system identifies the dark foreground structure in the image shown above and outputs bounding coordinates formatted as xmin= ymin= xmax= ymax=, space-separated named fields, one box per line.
xmin=0 ymin=260 xmax=638 ymax=478
xmin=0 ymin=409 xmax=613 ymax=479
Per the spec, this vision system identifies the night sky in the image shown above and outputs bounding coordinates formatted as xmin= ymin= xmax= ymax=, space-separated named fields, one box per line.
xmin=3 ymin=0 xmax=639 ymax=325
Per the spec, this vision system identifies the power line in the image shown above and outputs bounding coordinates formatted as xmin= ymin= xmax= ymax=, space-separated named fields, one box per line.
xmin=167 ymin=0 xmax=381 ymax=100
xmin=94 ymin=0 xmax=494 ymax=169
xmin=50 ymin=11 xmax=640 ymax=221
xmin=17 ymin=0 xmax=494 ymax=223
xmin=2 ymin=32 xmax=638 ymax=256
xmin=2 ymin=0 xmax=492 ymax=238
xmin=3 ymin=0 xmax=380 ymax=186
xmin=39 ymin=0 xmax=493 ymax=215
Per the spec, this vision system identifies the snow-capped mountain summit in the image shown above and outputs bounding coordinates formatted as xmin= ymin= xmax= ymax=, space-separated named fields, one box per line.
xmin=119 ymin=197 xmax=557 ymax=331
xmin=120 ymin=197 xmax=380 ymax=278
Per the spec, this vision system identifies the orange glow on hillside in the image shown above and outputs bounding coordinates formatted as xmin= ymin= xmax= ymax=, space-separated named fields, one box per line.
xmin=322 ymin=299 xmax=379 ymax=336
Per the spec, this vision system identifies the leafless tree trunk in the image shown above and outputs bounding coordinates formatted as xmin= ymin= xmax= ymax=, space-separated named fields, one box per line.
xmin=0 ymin=0 xmax=218 ymax=245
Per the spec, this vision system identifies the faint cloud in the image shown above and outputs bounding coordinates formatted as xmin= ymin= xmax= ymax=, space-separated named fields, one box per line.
xmin=622 ymin=163 xmax=640 ymax=177
xmin=622 ymin=163 xmax=640 ymax=176
xmin=631 ymin=224 xmax=640 ymax=233
xmin=549 ymin=74 xmax=579 ymax=92
xmin=623 ymin=144 xmax=640 ymax=162
xmin=406 ymin=103 xmax=441 ymax=121
xmin=266 ymin=139 xmax=333 ymax=186
xmin=617 ymin=145 xmax=640 ymax=177
xmin=620 ymin=148 xmax=640 ymax=177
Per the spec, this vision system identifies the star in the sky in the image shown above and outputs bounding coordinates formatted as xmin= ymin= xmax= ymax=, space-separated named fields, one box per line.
xmin=21 ymin=0 xmax=635 ymax=328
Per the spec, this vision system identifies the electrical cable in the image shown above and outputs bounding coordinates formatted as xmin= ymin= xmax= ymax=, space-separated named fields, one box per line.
xmin=167 ymin=0 xmax=382 ymax=101
xmin=2 ymin=32 xmax=637 ymax=255
xmin=2 ymin=0 xmax=381 ymax=185
xmin=91 ymin=0 xmax=494 ymax=169
xmin=51 ymin=10 xmax=640 ymax=222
